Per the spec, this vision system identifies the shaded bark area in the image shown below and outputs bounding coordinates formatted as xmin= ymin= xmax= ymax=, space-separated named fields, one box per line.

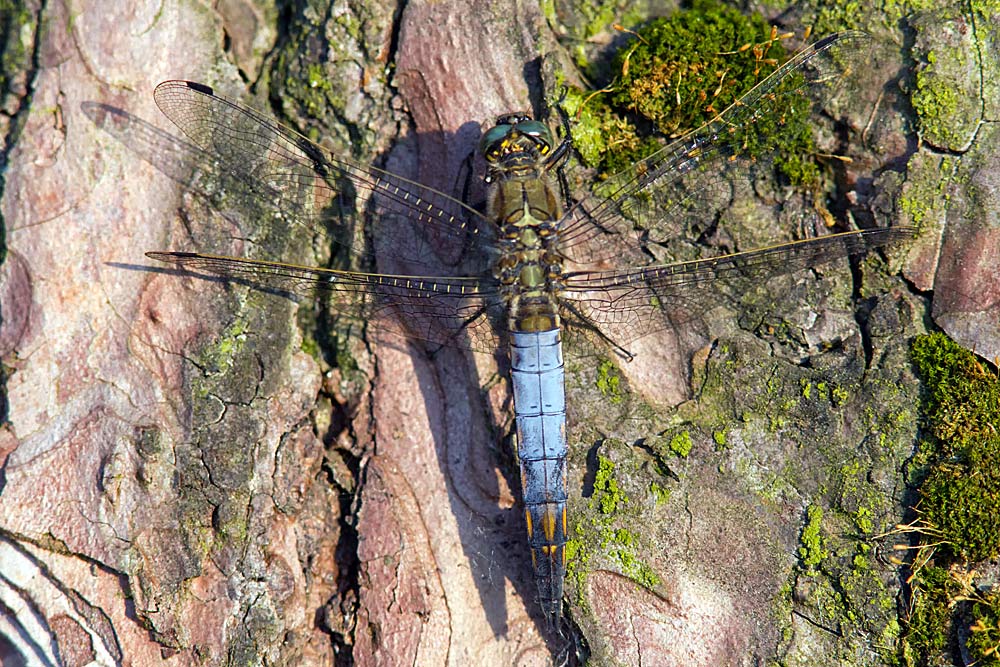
xmin=0 ymin=1 xmax=994 ymax=667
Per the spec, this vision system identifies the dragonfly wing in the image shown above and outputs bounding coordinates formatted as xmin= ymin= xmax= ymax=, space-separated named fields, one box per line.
xmin=151 ymin=81 xmax=496 ymax=274
xmin=558 ymin=31 xmax=871 ymax=265
xmin=560 ymin=227 xmax=915 ymax=348
xmin=147 ymin=251 xmax=507 ymax=353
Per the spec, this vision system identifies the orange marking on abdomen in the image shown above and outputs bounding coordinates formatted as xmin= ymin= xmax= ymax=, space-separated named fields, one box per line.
xmin=542 ymin=506 xmax=556 ymax=542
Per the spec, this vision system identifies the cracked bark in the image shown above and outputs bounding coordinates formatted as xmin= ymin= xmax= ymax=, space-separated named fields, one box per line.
xmin=0 ymin=1 xmax=995 ymax=666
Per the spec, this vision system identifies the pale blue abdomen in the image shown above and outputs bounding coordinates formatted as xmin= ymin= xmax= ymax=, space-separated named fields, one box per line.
xmin=509 ymin=328 xmax=568 ymax=626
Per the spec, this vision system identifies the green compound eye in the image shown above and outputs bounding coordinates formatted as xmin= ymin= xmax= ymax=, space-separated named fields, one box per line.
xmin=515 ymin=120 xmax=553 ymax=152
xmin=480 ymin=123 xmax=513 ymax=156
xmin=515 ymin=120 xmax=550 ymax=140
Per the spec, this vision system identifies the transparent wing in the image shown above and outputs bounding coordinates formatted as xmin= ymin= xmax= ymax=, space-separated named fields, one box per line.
xmin=558 ymin=31 xmax=870 ymax=265
xmin=560 ymin=227 xmax=916 ymax=347
xmin=146 ymin=251 xmax=507 ymax=352
xmin=84 ymin=82 xmax=506 ymax=352
xmin=151 ymin=80 xmax=497 ymax=274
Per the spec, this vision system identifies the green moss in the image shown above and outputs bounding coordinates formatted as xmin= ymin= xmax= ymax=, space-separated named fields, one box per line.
xmin=900 ymin=566 xmax=1000 ymax=667
xmin=904 ymin=566 xmax=962 ymax=658
xmin=911 ymin=333 xmax=1000 ymax=562
xmin=895 ymin=334 xmax=1000 ymax=663
xmin=968 ymin=591 xmax=1000 ymax=665
xmin=920 ymin=472 xmax=1000 ymax=563
xmin=609 ymin=0 xmax=783 ymax=137
xmin=560 ymin=0 xmax=645 ymax=72
xmin=559 ymin=85 xmax=657 ymax=176
xmin=562 ymin=0 xmax=823 ymax=184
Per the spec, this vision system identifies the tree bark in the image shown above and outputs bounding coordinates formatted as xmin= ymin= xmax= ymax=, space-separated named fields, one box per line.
xmin=0 ymin=1 xmax=996 ymax=666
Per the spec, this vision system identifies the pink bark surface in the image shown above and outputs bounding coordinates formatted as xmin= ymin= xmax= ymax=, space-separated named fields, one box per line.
xmin=1 ymin=1 xmax=332 ymax=664
xmin=0 ymin=1 xmax=993 ymax=666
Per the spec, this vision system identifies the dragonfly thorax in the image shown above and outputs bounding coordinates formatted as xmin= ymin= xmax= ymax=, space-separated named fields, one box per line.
xmin=487 ymin=163 xmax=565 ymax=334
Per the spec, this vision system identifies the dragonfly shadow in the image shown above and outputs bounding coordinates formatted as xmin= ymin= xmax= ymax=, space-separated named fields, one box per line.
xmin=105 ymin=261 xmax=314 ymax=307
xmin=84 ymin=98 xmax=543 ymax=641
xmin=383 ymin=123 xmax=547 ymax=639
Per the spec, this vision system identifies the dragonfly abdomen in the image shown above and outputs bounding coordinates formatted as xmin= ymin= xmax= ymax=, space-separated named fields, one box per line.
xmin=509 ymin=328 xmax=568 ymax=626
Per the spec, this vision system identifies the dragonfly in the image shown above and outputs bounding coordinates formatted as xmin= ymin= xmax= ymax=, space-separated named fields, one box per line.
xmin=134 ymin=31 xmax=913 ymax=630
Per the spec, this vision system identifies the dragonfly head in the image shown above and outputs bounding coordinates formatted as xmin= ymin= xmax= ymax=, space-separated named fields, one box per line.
xmin=480 ymin=115 xmax=554 ymax=179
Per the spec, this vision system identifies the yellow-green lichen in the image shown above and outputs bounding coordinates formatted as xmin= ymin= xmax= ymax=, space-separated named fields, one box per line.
xmin=712 ymin=429 xmax=727 ymax=449
xmin=567 ymin=455 xmax=663 ymax=598
xmin=798 ymin=503 xmax=828 ymax=574
xmin=563 ymin=538 xmax=591 ymax=609
xmin=592 ymin=455 xmax=629 ymax=515
xmin=595 ymin=358 xmax=624 ymax=404
xmin=615 ymin=548 xmax=661 ymax=588
xmin=830 ymin=384 xmax=849 ymax=407
xmin=898 ymin=151 xmax=955 ymax=237
xmin=195 ymin=316 xmax=250 ymax=387
xmin=806 ymin=0 xmax=864 ymax=34
xmin=648 ymin=429 xmax=694 ymax=463
xmin=649 ymin=480 xmax=671 ymax=505
xmin=912 ymin=65 xmax=963 ymax=149
xmin=669 ymin=430 xmax=692 ymax=458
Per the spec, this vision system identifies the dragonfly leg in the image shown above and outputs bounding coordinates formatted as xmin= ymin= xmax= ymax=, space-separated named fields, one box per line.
xmin=456 ymin=144 xmax=486 ymax=214
xmin=543 ymin=119 xmax=572 ymax=173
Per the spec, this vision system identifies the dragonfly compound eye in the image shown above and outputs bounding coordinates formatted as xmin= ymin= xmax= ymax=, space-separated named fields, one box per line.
xmin=515 ymin=120 xmax=553 ymax=152
xmin=480 ymin=123 xmax=514 ymax=159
